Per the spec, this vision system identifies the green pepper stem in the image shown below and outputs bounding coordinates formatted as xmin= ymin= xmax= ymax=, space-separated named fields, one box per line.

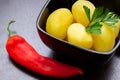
xmin=7 ymin=20 xmax=15 ymax=37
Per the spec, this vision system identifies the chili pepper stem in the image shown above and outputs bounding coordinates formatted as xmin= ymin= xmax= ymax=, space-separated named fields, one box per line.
xmin=7 ymin=20 xmax=16 ymax=37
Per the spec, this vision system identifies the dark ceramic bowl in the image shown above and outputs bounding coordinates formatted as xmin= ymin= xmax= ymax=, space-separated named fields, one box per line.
xmin=36 ymin=0 xmax=120 ymax=66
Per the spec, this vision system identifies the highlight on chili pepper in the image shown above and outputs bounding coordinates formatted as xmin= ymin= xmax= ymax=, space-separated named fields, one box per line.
xmin=46 ymin=0 xmax=120 ymax=52
xmin=6 ymin=20 xmax=83 ymax=78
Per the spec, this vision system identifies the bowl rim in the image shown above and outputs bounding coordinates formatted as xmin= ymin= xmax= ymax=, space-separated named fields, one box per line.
xmin=36 ymin=0 xmax=120 ymax=55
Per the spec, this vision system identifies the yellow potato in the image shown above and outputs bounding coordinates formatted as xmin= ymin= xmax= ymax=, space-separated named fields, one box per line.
xmin=92 ymin=23 xmax=115 ymax=52
xmin=72 ymin=0 xmax=95 ymax=27
xmin=67 ymin=23 xmax=93 ymax=49
xmin=111 ymin=20 xmax=120 ymax=38
xmin=46 ymin=8 xmax=73 ymax=39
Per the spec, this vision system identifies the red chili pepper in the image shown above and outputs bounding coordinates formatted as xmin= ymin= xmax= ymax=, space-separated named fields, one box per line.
xmin=6 ymin=20 xmax=83 ymax=78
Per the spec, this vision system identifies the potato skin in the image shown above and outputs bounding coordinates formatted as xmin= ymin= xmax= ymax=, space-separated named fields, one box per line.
xmin=92 ymin=23 xmax=115 ymax=52
xmin=72 ymin=0 xmax=95 ymax=27
xmin=46 ymin=8 xmax=73 ymax=39
xmin=111 ymin=20 xmax=120 ymax=38
xmin=67 ymin=23 xmax=93 ymax=49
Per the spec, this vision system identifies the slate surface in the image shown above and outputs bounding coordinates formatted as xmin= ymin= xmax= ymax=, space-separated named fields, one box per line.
xmin=0 ymin=0 xmax=120 ymax=80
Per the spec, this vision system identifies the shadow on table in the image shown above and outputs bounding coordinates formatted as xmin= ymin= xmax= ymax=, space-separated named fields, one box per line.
xmin=9 ymin=50 xmax=115 ymax=80
xmin=115 ymin=45 xmax=120 ymax=57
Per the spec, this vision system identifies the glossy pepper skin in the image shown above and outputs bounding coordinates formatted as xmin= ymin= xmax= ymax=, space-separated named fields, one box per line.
xmin=6 ymin=20 xmax=83 ymax=78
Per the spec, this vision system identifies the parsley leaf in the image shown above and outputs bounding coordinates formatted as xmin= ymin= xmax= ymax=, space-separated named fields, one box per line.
xmin=83 ymin=5 xmax=120 ymax=34
xmin=83 ymin=5 xmax=90 ymax=21
xmin=91 ymin=7 xmax=110 ymax=22
xmin=91 ymin=7 xmax=104 ymax=22
xmin=86 ymin=22 xmax=102 ymax=34
xmin=102 ymin=12 xmax=120 ymax=28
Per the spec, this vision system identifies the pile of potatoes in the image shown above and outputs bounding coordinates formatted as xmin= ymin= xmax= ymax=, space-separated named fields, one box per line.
xmin=46 ymin=0 xmax=120 ymax=52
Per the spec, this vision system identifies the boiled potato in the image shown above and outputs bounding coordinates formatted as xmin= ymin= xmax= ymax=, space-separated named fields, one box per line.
xmin=67 ymin=23 xmax=93 ymax=49
xmin=111 ymin=20 xmax=120 ymax=38
xmin=72 ymin=0 xmax=95 ymax=27
xmin=92 ymin=22 xmax=115 ymax=52
xmin=46 ymin=8 xmax=73 ymax=39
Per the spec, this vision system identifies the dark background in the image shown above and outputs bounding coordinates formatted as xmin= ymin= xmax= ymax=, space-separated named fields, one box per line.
xmin=0 ymin=0 xmax=120 ymax=80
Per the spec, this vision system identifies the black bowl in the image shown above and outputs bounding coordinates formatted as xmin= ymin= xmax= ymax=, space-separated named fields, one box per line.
xmin=36 ymin=0 xmax=120 ymax=67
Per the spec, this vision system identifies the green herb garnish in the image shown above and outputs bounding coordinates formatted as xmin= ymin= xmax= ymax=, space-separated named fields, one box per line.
xmin=91 ymin=7 xmax=109 ymax=22
xmin=84 ymin=6 xmax=120 ymax=34
xmin=102 ymin=12 xmax=120 ymax=28
xmin=83 ymin=5 xmax=90 ymax=21
xmin=86 ymin=22 xmax=102 ymax=34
